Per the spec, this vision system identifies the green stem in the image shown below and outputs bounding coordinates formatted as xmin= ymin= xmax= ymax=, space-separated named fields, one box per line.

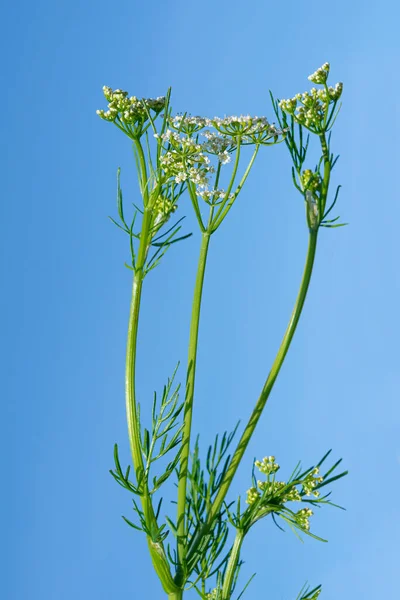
xmin=125 ymin=208 xmax=152 ymax=486
xmin=168 ymin=592 xmax=183 ymax=600
xmin=187 ymin=230 xmax=318 ymax=567
xmin=319 ymin=133 xmax=331 ymax=215
xmin=212 ymin=145 xmax=259 ymax=231
xmin=222 ymin=530 xmax=245 ymax=600
xmin=176 ymin=231 xmax=211 ymax=582
xmin=211 ymin=140 xmax=241 ymax=227
xmin=125 ymin=207 xmax=179 ymax=595
xmin=133 ymin=138 xmax=150 ymax=205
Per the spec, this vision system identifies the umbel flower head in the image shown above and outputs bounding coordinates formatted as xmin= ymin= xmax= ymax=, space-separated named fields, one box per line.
xmin=97 ymin=85 xmax=287 ymax=220
xmin=308 ymin=62 xmax=330 ymax=84
xmin=237 ymin=452 xmax=348 ymax=541
xmin=278 ymin=62 xmax=343 ymax=133
xmin=245 ymin=455 xmax=323 ymax=507
xmin=156 ymin=129 xmax=214 ymax=188
xmin=96 ymin=85 xmax=165 ymax=129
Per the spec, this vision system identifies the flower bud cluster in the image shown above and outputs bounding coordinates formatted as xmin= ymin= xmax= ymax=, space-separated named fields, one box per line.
xmin=152 ymin=197 xmax=177 ymax=228
xmin=295 ymin=507 xmax=313 ymax=530
xmin=254 ymin=455 xmax=280 ymax=475
xmin=279 ymin=63 xmax=343 ymax=131
xmin=301 ymin=169 xmax=321 ymax=193
xmin=301 ymin=467 xmax=323 ymax=498
xmin=246 ymin=456 xmax=324 ymax=510
xmin=154 ymin=196 xmax=177 ymax=216
xmin=246 ymin=478 xmax=302 ymax=505
xmin=206 ymin=589 xmax=219 ymax=600
xmin=96 ymin=86 xmax=165 ymax=125
xmin=308 ymin=62 xmax=330 ymax=84
xmin=258 ymin=479 xmax=302 ymax=502
xmin=246 ymin=455 xmax=303 ymax=505
xmin=246 ymin=486 xmax=260 ymax=505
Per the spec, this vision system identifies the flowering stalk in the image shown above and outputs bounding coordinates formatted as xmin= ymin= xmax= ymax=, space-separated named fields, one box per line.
xmin=186 ymin=64 xmax=345 ymax=572
xmin=220 ymin=529 xmax=245 ymax=600
xmin=176 ymin=230 xmax=211 ymax=582
xmin=126 ymin=205 xmax=180 ymax=593
xmin=176 ymin=124 xmax=280 ymax=581
xmin=96 ymin=62 xmax=346 ymax=600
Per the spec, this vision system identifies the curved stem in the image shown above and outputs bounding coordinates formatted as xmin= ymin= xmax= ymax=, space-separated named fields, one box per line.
xmin=187 ymin=230 xmax=318 ymax=567
xmin=221 ymin=530 xmax=245 ymax=600
xmin=126 ymin=208 xmax=179 ymax=594
xmin=176 ymin=232 xmax=211 ymax=583
xmin=125 ymin=208 xmax=152 ymax=484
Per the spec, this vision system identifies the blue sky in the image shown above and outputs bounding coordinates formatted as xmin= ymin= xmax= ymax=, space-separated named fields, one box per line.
xmin=2 ymin=1 xmax=399 ymax=598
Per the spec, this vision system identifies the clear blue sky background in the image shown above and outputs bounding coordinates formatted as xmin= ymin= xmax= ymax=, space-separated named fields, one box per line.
xmin=2 ymin=1 xmax=399 ymax=599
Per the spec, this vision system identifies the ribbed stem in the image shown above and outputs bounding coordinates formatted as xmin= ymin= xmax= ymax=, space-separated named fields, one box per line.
xmin=176 ymin=232 xmax=211 ymax=583
xmin=222 ymin=530 xmax=245 ymax=600
xmin=125 ymin=208 xmax=152 ymax=497
xmin=168 ymin=591 xmax=183 ymax=600
xmin=125 ymin=207 xmax=178 ymax=594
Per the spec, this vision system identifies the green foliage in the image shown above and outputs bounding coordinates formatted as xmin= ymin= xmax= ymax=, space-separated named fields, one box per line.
xmin=110 ymin=365 xmax=184 ymax=542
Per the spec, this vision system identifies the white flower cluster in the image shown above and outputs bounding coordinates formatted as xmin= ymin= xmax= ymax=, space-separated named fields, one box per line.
xmin=158 ymin=129 xmax=213 ymax=187
xmin=170 ymin=114 xmax=209 ymax=134
xmin=196 ymin=189 xmax=234 ymax=203
xmin=96 ymin=86 xmax=165 ymax=124
xmin=308 ymin=62 xmax=330 ymax=84
xmin=211 ymin=115 xmax=280 ymax=142
xmin=202 ymin=131 xmax=233 ymax=164
xmin=169 ymin=114 xmax=283 ymax=151
xmin=295 ymin=507 xmax=313 ymax=531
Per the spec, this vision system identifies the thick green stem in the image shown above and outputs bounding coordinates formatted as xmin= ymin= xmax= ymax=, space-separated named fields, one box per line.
xmin=125 ymin=207 xmax=179 ymax=594
xmin=176 ymin=232 xmax=211 ymax=582
xmin=187 ymin=230 xmax=318 ymax=567
xmin=125 ymin=207 xmax=152 ymax=489
xmin=168 ymin=592 xmax=183 ymax=600
xmin=222 ymin=530 xmax=245 ymax=600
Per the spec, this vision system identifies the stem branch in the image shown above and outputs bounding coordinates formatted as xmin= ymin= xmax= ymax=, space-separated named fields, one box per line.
xmin=222 ymin=530 xmax=245 ymax=600
xmin=187 ymin=230 xmax=318 ymax=567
